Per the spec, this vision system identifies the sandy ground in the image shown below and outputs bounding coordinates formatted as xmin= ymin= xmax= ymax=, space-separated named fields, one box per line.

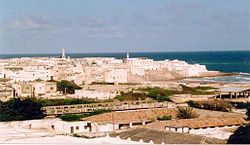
xmin=0 ymin=124 xmax=146 ymax=144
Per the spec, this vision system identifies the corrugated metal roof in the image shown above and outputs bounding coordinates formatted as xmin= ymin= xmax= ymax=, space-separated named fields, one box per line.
xmin=109 ymin=127 xmax=226 ymax=144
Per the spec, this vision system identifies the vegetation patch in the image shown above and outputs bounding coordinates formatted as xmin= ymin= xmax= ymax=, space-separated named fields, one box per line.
xmin=137 ymin=87 xmax=172 ymax=102
xmin=157 ymin=114 xmax=172 ymax=120
xmin=60 ymin=109 xmax=112 ymax=121
xmin=194 ymin=86 xmax=216 ymax=91
xmin=114 ymin=91 xmax=147 ymax=101
xmin=0 ymin=98 xmax=45 ymax=121
xmin=137 ymin=85 xmax=215 ymax=101
xmin=229 ymin=101 xmax=250 ymax=109
xmin=91 ymin=82 xmax=114 ymax=85
xmin=187 ymin=100 xmax=233 ymax=112
xmin=176 ymin=106 xmax=199 ymax=119
xmin=40 ymin=98 xmax=97 ymax=106
xmin=60 ymin=114 xmax=85 ymax=121
xmin=57 ymin=80 xmax=82 ymax=94
xmin=176 ymin=85 xmax=215 ymax=95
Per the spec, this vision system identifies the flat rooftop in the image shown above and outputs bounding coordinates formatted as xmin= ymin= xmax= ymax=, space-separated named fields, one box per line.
xmin=217 ymin=87 xmax=250 ymax=92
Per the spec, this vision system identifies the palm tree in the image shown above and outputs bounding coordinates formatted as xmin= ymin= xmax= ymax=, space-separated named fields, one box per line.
xmin=177 ymin=106 xmax=199 ymax=119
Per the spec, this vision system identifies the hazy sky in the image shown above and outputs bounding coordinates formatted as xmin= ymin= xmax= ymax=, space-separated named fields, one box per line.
xmin=0 ymin=0 xmax=250 ymax=54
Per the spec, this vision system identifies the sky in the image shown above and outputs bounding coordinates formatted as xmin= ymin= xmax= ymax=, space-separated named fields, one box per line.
xmin=0 ymin=0 xmax=250 ymax=54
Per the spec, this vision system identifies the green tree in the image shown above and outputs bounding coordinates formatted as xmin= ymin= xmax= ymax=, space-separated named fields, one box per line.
xmin=176 ymin=106 xmax=199 ymax=119
xmin=0 ymin=98 xmax=45 ymax=121
xmin=57 ymin=80 xmax=82 ymax=94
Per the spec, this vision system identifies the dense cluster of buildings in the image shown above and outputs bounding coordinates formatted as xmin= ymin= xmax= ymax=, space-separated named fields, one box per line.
xmin=0 ymin=49 xmax=212 ymax=100
xmin=0 ymin=50 xmax=209 ymax=84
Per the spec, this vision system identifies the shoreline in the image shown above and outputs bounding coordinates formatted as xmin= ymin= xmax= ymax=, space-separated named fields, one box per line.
xmin=168 ymin=72 xmax=240 ymax=82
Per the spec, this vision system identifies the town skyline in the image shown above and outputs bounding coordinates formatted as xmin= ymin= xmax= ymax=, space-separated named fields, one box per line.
xmin=1 ymin=0 xmax=250 ymax=54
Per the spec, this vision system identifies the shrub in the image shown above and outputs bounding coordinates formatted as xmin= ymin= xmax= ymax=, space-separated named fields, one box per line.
xmin=157 ymin=115 xmax=172 ymax=120
xmin=90 ymin=109 xmax=112 ymax=115
xmin=147 ymin=90 xmax=159 ymax=99
xmin=177 ymin=106 xmax=199 ymax=119
xmin=187 ymin=100 xmax=233 ymax=112
xmin=114 ymin=91 xmax=147 ymax=101
xmin=156 ymin=95 xmax=170 ymax=102
xmin=230 ymin=102 xmax=250 ymax=109
xmin=60 ymin=114 xmax=85 ymax=121
xmin=187 ymin=100 xmax=199 ymax=108
xmin=146 ymin=87 xmax=171 ymax=102
xmin=114 ymin=95 xmax=124 ymax=101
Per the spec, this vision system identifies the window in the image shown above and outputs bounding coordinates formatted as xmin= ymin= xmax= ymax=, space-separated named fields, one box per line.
xmin=76 ymin=126 xmax=79 ymax=130
xmin=51 ymin=125 xmax=55 ymax=130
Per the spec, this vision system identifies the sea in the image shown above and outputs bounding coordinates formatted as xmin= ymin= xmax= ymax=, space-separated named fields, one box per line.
xmin=0 ymin=51 xmax=250 ymax=83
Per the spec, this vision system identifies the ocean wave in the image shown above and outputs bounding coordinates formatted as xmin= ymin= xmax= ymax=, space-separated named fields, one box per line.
xmin=239 ymin=72 xmax=250 ymax=75
xmin=193 ymin=75 xmax=250 ymax=83
xmin=241 ymin=77 xmax=250 ymax=81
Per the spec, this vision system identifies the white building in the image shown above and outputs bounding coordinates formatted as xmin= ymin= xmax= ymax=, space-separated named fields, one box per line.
xmin=3 ymin=118 xmax=93 ymax=134
xmin=8 ymin=69 xmax=51 ymax=82
xmin=104 ymin=68 xmax=128 ymax=83
xmin=74 ymin=89 xmax=117 ymax=100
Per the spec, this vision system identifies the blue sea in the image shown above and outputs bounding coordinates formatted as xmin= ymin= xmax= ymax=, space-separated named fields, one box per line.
xmin=1 ymin=51 xmax=250 ymax=83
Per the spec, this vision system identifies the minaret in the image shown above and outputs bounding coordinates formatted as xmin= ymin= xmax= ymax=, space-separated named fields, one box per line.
xmin=126 ymin=52 xmax=130 ymax=59
xmin=62 ymin=48 xmax=66 ymax=59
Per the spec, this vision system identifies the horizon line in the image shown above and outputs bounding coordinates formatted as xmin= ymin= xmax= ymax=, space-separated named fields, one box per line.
xmin=1 ymin=49 xmax=250 ymax=55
